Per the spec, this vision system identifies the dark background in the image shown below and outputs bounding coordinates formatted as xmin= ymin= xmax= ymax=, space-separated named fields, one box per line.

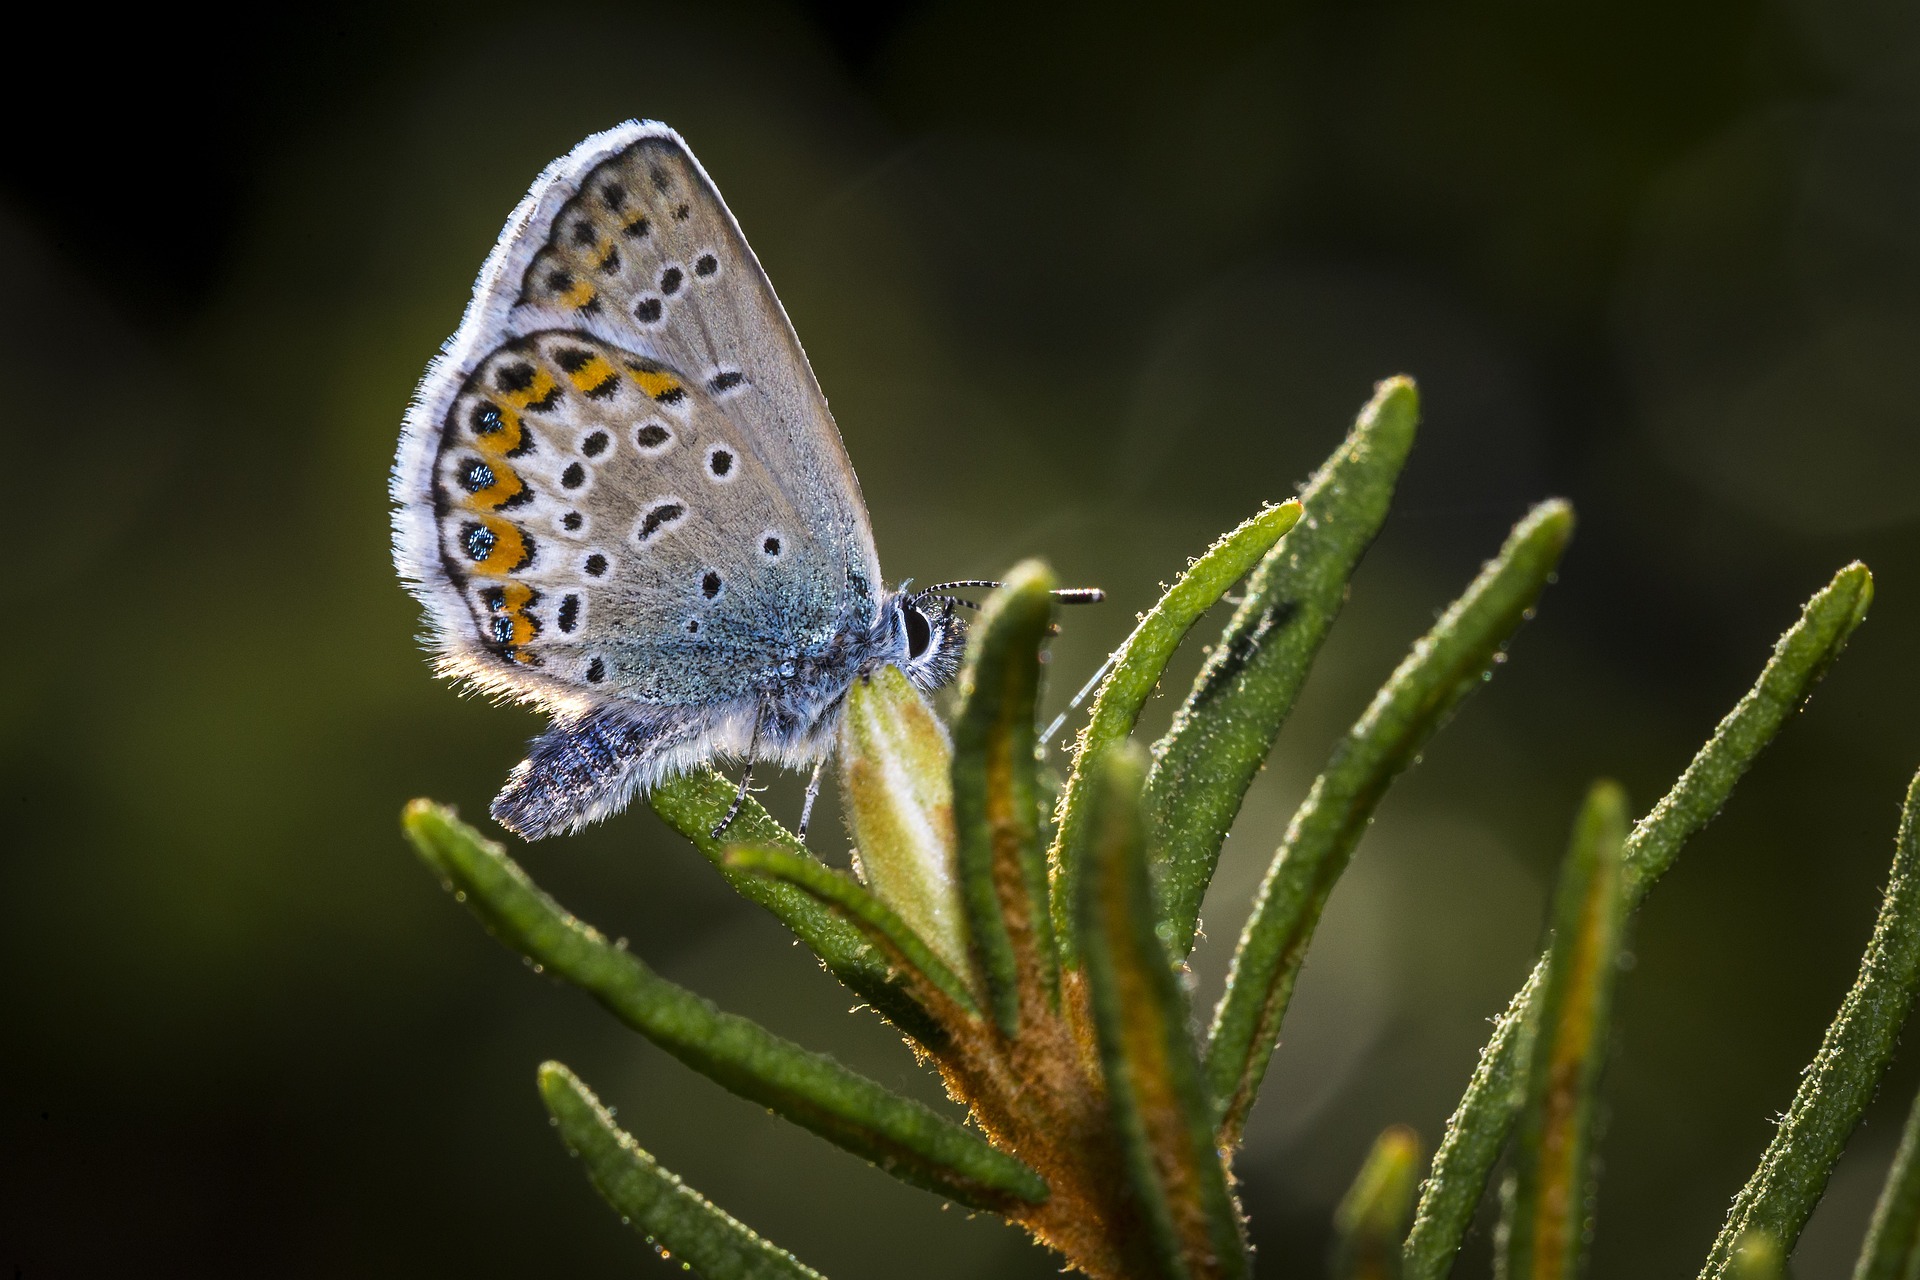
xmin=5 ymin=1 xmax=1918 ymax=1275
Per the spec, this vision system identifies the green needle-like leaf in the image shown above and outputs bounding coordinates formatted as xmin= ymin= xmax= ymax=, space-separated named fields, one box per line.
xmin=1854 ymin=1080 xmax=1920 ymax=1280
xmin=1699 ymin=770 xmax=1920 ymax=1278
xmin=1205 ymin=500 xmax=1573 ymax=1142
xmin=1051 ymin=498 xmax=1305 ymax=964
xmin=724 ymin=845 xmax=981 ymax=1018
xmin=841 ymin=666 xmax=971 ymax=977
xmin=538 ymin=1061 xmax=827 ymax=1280
xmin=403 ymin=801 xmax=1048 ymax=1211
xmin=1333 ymin=1126 xmax=1424 ymax=1280
xmin=1078 ymin=744 xmax=1249 ymax=1280
xmin=1404 ymin=563 xmax=1876 ymax=1280
xmin=1497 ymin=782 xmax=1630 ymax=1280
xmin=1624 ymin=560 xmax=1873 ymax=900
xmin=1147 ymin=377 xmax=1420 ymax=957
xmin=952 ymin=562 xmax=1061 ymax=1036
xmin=649 ymin=772 xmax=941 ymax=1044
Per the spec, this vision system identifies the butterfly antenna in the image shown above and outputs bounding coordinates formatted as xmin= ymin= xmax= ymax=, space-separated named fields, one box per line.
xmin=919 ymin=580 xmax=1106 ymax=606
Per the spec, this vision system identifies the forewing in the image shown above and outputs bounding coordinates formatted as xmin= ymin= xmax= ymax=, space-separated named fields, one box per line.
xmin=394 ymin=121 xmax=881 ymax=710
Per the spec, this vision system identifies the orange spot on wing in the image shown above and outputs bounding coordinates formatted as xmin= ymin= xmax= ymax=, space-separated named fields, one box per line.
xmin=469 ymin=516 xmax=530 ymax=577
xmin=501 ymin=583 xmax=541 ymax=647
xmin=471 ymin=398 xmax=526 ymax=458
xmin=463 ymin=462 xmax=525 ymax=511
xmin=500 ymin=369 xmax=559 ymax=412
xmin=629 ymin=368 xmax=681 ymax=400
xmin=471 ymin=367 xmax=561 ymax=462
xmin=560 ymin=278 xmax=597 ymax=310
xmin=564 ymin=353 xmax=616 ymax=393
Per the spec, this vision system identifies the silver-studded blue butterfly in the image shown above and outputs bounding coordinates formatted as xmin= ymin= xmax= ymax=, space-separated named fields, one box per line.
xmin=392 ymin=122 xmax=1096 ymax=841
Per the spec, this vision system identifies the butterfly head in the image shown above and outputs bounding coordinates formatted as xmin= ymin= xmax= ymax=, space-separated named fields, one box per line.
xmin=879 ymin=586 xmax=967 ymax=692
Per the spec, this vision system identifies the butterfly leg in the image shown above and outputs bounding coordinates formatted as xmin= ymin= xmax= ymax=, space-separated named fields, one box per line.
xmin=712 ymin=708 xmax=764 ymax=839
xmin=797 ymin=757 xmax=828 ymax=842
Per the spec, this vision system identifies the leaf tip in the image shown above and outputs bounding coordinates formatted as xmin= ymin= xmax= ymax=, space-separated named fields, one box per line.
xmin=1370 ymin=374 xmax=1420 ymax=415
xmin=1527 ymin=497 xmax=1576 ymax=542
xmin=1587 ymin=778 xmax=1631 ymax=833
xmin=1334 ymin=1124 xmax=1423 ymax=1274
xmin=1838 ymin=559 xmax=1875 ymax=623
xmin=402 ymin=798 xmax=480 ymax=875
xmin=536 ymin=1058 xmax=577 ymax=1101
xmin=401 ymin=796 xmax=449 ymax=835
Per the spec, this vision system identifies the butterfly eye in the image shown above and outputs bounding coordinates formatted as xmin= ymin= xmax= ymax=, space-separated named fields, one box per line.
xmin=903 ymin=602 xmax=933 ymax=660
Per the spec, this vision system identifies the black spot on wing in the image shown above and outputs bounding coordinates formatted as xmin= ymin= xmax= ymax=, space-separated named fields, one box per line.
xmin=458 ymin=458 xmax=495 ymax=492
xmin=640 ymin=502 xmax=685 ymax=540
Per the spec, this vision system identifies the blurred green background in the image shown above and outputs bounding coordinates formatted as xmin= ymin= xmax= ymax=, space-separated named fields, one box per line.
xmin=5 ymin=1 xmax=1919 ymax=1275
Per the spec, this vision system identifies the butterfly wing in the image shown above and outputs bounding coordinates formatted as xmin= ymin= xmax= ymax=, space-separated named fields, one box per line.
xmin=392 ymin=121 xmax=883 ymax=715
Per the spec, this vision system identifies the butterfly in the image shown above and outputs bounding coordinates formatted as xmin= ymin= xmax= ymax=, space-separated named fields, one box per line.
xmin=392 ymin=122 xmax=1096 ymax=842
